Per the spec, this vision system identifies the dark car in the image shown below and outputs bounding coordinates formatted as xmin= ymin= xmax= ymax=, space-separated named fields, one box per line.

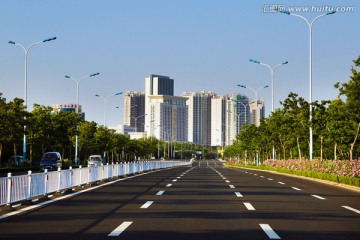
xmin=9 ymin=156 xmax=25 ymax=166
xmin=40 ymin=152 xmax=62 ymax=171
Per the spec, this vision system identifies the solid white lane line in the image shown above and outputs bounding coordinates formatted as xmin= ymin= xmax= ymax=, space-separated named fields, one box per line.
xmin=156 ymin=190 xmax=165 ymax=196
xmin=108 ymin=221 xmax=133 ymax=237
xmin=312 ymin=194 xmax=326 ymax=200
xmin=268 ymin=178 xmax=273 ymax=181
xmin=278 ymin=182 xmax=285 ymax=185
xmin=260 ymin=224 xmax=281 ymax=239
xmin=244 ymin=202 xmax=255 ymax=210
xmin=291 ymin=187 xmax=301 ymax=191
xmin=166 ymin=184 xmax=172 ymax=187
xmin=229 ymin=185 xmax=235 ymax=189
xmin=172 ymin=179 xmax=177 ymax=182
xmin=140 ymin=201 xmax=154 ymax=209
xmin=342 ymin=206 xmax=360 ymax=214
xmin=225 ymin=180 xmax=230 ymax=183
xmin=235 ymin=192 xmax=243 ymax=197
xmin=222 ymin=177 xmax=227 ymax=180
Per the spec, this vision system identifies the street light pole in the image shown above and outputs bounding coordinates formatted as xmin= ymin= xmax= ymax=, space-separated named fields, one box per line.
xmin=95 ymin=92 xmax=122 ymax=126
xmin=277 ymin=9 xmax=336 ymax=160
xmin=249 ymin=59 xmax=288 ymax=160
xmin=65 ymin=72 xmax=99 ymax=165
xmin=9 ymin=37 xmax=57 ymax=163
xmin=237 ymin=84 xmax=268 ymax=127
xmin=132 ymin=113 xmax=147 ymax=132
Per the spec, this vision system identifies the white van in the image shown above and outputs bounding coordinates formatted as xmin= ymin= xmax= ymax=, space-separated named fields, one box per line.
xmin=87 ymin=155 xmax=103 ymax=167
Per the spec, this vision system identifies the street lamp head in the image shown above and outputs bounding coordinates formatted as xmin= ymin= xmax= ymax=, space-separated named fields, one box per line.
xmin=115 ymin=92 xmax=123 ymax=95
xmin=264 ymin=85 xmax=269 ymax=88
xmin=90 ymin=72 xmax=100 ymax=77
xmin=249 ymin=59 xmax=260 ymax=64
xmin=283 ymin=61 xmax=289 ymax=65
xmin=226 ymin=110 xmax=232 ymax=113
xmin=8 ymin=41 xmax=16 ymax=44
xmin=43 ymin=37 xmax=57 ymax=42
xmin=237 ymin=84 xmax=246 ymax=88
xmin=326 ymin=11 xmax=336 ymax=15
xmin=64 ymin=75 xmax=70 ymax=78
xmin=95 ymin=94 xmax=100 ymax=97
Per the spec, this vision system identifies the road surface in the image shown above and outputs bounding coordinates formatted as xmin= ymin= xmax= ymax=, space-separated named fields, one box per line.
xmin=0 ymin=160 xmax=359 ymax=239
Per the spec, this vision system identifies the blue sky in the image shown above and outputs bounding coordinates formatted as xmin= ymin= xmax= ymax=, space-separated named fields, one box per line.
xmin=1 ymin=0 xmax=359 ymax=127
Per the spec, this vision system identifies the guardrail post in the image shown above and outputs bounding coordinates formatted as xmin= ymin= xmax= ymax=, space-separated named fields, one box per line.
xmin=69 ymin=166 xmax=73 ymax=189
xmin=6 ymin=173 xmax=12 ymax=206
xmin=57 ymin=167 xmax=61 ymax=192
xmin=27 ymin=170 xmax=32 ymax=200
xmin=44 ymin=169 xmax=48 ymax=196
xmin=79 ymin=165 xmax=82 ymax=186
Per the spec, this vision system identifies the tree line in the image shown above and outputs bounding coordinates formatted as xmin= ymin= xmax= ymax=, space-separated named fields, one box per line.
xmin=0 ymin=97 xmax=212 ymax=167
xmin=224 ymin=56 xmax=360 ymax=162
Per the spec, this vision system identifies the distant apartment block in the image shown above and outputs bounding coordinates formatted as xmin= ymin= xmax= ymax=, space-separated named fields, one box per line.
xmin=145 ymin=75 xmax=188 ymax=141
xmin=249 ymin=99 xmax=265 ymax=126
xmin=211 ymin=95 xmax=225 ymax=147
xmin=183 ymin=91 xmax=217 ymax=146
xmin=123 ymin=91 xmax=146 ymax=132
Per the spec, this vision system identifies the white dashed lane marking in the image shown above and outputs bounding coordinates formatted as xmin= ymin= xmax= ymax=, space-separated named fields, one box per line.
xmin=342 ymin=206 xmax=360 ymax=214
xmin=156 ymin=191 xmax=165 ymax=196
xmin=291 ymin=187 xmax=301 ymax=191
xmin=235 ymin=192 xmax=243 ymax=197
xmin=244 ymin=202 xmax=255 ymax=211
xmin=140 ymin=201 xmax=154 ymax=209
xmin=278 ymin=182 xmax=285 ymax=185
xmin=260 ymin=224 xmax=281 ymax=239
xmin=229 ymin=185 xmax=235 ymax=189
xmin=108 ymin=221 xmax=133 ymax=237
xmin=312 ymin=194 xmax=326 ymax=200
xmin=166 ymin=184 xmax=172 ymax=187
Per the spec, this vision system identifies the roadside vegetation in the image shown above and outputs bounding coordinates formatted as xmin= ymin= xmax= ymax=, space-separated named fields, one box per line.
xmin=224 ymin=56 xmax=360 ymax=187
xmin=0 ymin=99 xmax=214 ymax=170
xmin=225 ymin=56 xmax=360 ymax=162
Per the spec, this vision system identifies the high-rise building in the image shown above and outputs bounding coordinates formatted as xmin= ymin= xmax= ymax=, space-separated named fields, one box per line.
xmin=145 ymin=75 xmax=188 ymax=142
xmin=211 ymin=95 xmax=225 ymax=147
xmin=249 ymin=98 xmax=265 ymax=126
xmin=123 ymin=91 xmax=146 ymax=132
xmin=182 ymin=91 xmax=217 ymax=146
xmin=224 ymin=94 xmax=251 ymax=146
xmin=147 ymin=95 xmax=188 ymax=141
xmin=145 ymin=74 xmax=174 ymax=96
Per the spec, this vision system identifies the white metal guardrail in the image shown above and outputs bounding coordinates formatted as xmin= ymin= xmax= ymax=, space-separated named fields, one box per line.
xmin=0 ymin=160 xmax=190 ymax=207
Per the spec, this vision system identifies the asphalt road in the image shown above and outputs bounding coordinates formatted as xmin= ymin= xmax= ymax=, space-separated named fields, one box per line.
xmin=0 ymin=160 xmax=359 ymax=239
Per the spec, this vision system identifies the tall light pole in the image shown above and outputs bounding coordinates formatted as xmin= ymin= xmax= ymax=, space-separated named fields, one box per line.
xmin=249 ymin=59 xmax=288 ymax=160
xmin=116 ymin=104 xmax=137 ymax=125
xmin=65 ymin=72 xmax=99 ymax=165
xmin=95 ymin=92 xmax=122 ymax=126
xmin=237 ymin=84 xmax=268 ymax=126
xmin=249 ymin=59 xmax=288 ymax=113
xmin=132 ymin=113 xmax=147 ymax=132
xmin=9 ymin=37 xmax=57 ymax=163
xmin=277 ymin=9 xmax=336 ymax=160
xmin=226 ymin=110 xmax=244 ymax=135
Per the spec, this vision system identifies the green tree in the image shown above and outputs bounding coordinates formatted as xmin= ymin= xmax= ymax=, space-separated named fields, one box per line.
xmin=335 ymin=56 xmax=360 ymax=160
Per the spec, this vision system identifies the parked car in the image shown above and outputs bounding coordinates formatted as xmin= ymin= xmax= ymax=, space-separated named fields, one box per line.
xmin=9 ymin=156 xmax=25 ymax=166
xmin=40 ymin=152 xmax=62 ymax=171
xmin=87 ymin=155 xmax=103 ymax=167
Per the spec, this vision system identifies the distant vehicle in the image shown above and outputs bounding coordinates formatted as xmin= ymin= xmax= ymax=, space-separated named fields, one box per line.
xmin=40 ymin=152 xmax=62 ymax=171
xmin=87 ymin=155 xmax=103 ymax=167
xmin=9 ymin=156 xmax=25 ymax=166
